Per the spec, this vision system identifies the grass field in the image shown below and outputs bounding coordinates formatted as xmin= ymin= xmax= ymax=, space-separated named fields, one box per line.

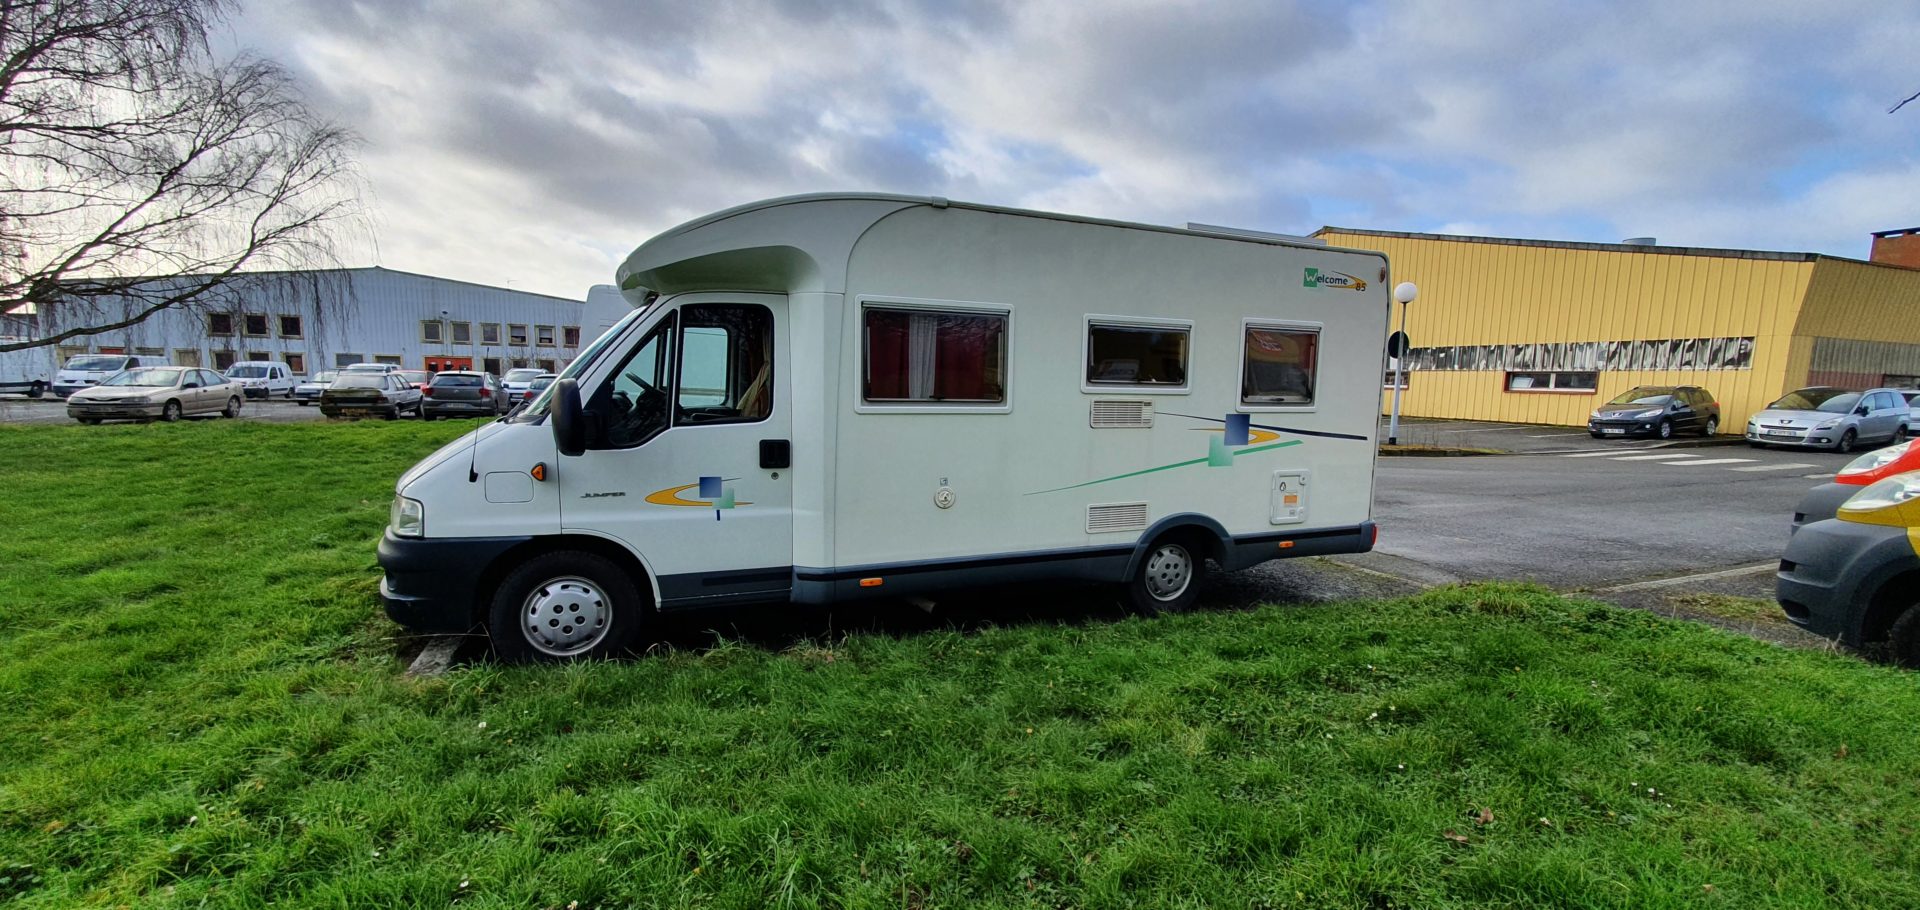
xmin=3 ymin=421 xmax=1919 ymax=908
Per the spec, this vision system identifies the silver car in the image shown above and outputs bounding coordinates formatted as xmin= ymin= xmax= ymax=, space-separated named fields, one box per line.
xmin=66 ymin=367 xmax=244 ymax=423
xmin=1746 ymin=386 xmax=1911 ymax=453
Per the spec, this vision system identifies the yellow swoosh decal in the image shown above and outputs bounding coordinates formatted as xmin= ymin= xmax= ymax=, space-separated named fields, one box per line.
xmin=643 ymin=482 xmax=753 ymax=507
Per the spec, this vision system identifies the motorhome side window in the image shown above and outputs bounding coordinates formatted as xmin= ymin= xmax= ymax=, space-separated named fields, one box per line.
xmin=675 ymin=304 xmax=773 ymax=424
xmin=1087 ymin=322 xmax=1188 ymax=386
xmin=588 ymin=314 xmax=676 ymax=448
xmin=1241 ymin=324 xmax=1319 ymax=406
xmin=863 ymin=306 xmax=1007 ymax=403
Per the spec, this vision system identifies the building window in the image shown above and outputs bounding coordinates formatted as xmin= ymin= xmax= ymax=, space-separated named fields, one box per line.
xmin=1506 ymin=371 xmax=1598 ymax=392
xmin=862 ymin=305 xmax=1008 ymax=404
xmin=482 ymin=356 xmax=502 ymax=376
xmin=286 ymin=353 xmax=305 ymax=373
xmin=1384 ymin=358 xmax=1409 ymax=390
xmin=173 ymin=348 xmax=202 ymax=367
xmin=245 ymin=351 xmax=270 ymax=361
xmin=421 ymin=320 xmax=443 ymax=343
xmin=134 ymin=346 xmax=165 ymax=357
xmin=334 ymin=352 xmax=364 ymax=368
xmin=1241 ymin=323 xmax=1319 ymax=406
xmin=511 ymin=357 xmax=530 ymax=369
xmin=563 ymin=325 xmax=580 ymax=347
xmin=213 ymin=350 xmax=238 ymax=370
xmin=208 ymin=313 xmax=233 ymax=336
xmin=243 ymin=314 xmax=269 ymax=337
xmin=450 ymin=321 xmax=471 ymax=344
xmin=481 ymin=323 xmax=501 ymax=345
xmin=374 ymin=354 xmax=403 ymax=365
xmin=537 ymin=358 xmax=556 ymax=372
xmin=278 ymin=315 xmax=302 ymax=338
xmin=509 ymin=324 xmax=528 ymax=346
xmin=1086 ymin=320 xmax=1189 ymax=388
xmin=536 ymin=324 xmax=555 ymax=346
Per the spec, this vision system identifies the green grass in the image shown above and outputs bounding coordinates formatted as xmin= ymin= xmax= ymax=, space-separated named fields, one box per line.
xmin=3 ymin=421 xmax=1920 ymax=908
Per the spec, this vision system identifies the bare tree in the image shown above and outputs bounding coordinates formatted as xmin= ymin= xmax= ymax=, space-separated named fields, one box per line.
xmin=0 ymin=0 xmax=359 ymax=353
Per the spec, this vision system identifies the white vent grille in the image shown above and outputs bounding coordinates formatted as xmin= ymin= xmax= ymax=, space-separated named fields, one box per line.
xmin=1090 ymin=399 xmax=1153 ymax=428
xmin=1087 ymin=501 xmax=1150 ymax=534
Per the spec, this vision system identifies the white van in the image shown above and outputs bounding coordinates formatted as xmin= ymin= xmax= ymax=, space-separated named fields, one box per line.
xmin=52 ymin=353 xmax=170 ymax=397
xmin=225 ymin=360 xmax=297 ymax=398
xmin=378 ymin=194 xmax=1392 ymax=661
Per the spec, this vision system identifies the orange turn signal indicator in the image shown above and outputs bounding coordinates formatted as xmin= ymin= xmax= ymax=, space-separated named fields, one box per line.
xmin=859 ymin=577 xmax=884 ymax=588
xmin=1277 ymin=540 xmax=1295 ymax=550
xmin=530 ymin=463 xmax=547 ymax=482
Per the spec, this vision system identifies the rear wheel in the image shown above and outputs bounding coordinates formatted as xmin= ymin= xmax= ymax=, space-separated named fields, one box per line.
xmin=383 ymin=405 xmax=398 ymax=420
xmin=488 ymin=550 xmax=646 ymax=662
xmin=1835 ymin=429 xmax=1857 ymax=454
xmin=77 ymin=417 xmax=101 ymax=425
xmin=28 ymin=381 xmax=44 ymax=399
xmin=1702 ymin=416 xmax=1719 ymax=436
xmin=222 ymin=396 xmax=241 ymax=418
xmin=1895 ymin=425 xmax=1909 ymax=445
xmin=161 ymin=399 xmax=183 ymax=422
xmin=1123 ymin=534 xmax=1208 ymax=615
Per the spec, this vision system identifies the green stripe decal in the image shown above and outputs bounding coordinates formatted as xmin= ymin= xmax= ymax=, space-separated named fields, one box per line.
xmin=1027 ymin=439 xmax=1302 ymax=495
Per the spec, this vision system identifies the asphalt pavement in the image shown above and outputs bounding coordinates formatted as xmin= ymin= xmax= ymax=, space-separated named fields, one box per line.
xmin=0 ymin=395 xmax=329 ymax=424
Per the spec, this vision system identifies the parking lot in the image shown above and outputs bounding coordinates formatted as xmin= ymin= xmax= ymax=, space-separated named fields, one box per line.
xmin=0 ymin=394 xmax=330 ymax=424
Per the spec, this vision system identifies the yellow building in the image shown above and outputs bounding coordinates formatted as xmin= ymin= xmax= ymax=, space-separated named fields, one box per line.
xmin=1313 ymin=227 xmax=1920 ymax=432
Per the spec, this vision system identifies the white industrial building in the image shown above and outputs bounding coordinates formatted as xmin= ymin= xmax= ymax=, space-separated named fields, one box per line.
xmin=2 ymin=267 xmax=600 ymax=381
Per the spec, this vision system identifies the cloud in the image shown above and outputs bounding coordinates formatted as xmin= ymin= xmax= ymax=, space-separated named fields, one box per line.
xmin=224 ymin=0 xmax=1920 ymax=298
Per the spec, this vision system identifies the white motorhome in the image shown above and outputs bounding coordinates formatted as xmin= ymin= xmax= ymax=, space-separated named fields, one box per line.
xmin=379 ymin=194 xmax=1391 ymax=661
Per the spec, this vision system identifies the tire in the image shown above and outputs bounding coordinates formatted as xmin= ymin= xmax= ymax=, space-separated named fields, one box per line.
xmin=222 ymin=396 xmax=241 ymax=418
xmin=421 ymin=411 xmax=435 ymax=422
xmin=413 ymin=401 xmax=425 ymax=418
xmin=283 ymin=387 xmax=293 ymax=399
xmin=1655 ymin=419 xmax=1673 ymax=440
xmin=1590 ymin=431 xmax=1604 ymax=439
xmin=160 ymin=399 xmax=183 ymax=422
xmin=1123 ymin=534 xmax=1209 ymax=615
xmin=1894 ymin=425 xmax=1909 ymax=446
xmin=1748 ymin=441 xmax=1766 ymax=449
xmin=1887 ymin=604 xmax=1920 ymax=669
xmin=28 ymin=381 xmax=44 ymax=399
xmin=1835 ymin=429 xmax=1857 ymax=454
xmin=488 ymin=550 xmax=646 ymax=663
xmin=77 ymin=417 xmax=101 ymax=425
xmin=1702 ymin=417 xmax=1719 ymax=437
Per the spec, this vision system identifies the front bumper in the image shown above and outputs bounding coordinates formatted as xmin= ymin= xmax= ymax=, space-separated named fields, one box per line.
xmin=66 ymin=400 xmax=161 ymax=419
xmin=1791 ymin=482 xmax=1863 ymax=532
xmin=1777 ymin=519 xmax=1920 ymax=644
xmin=1747 ymin=424 xmax=1842 ymax=448
xmin=377 ymin=532 xmax=532 ymax=633
xmin=1588 ymin=417 xmax=1660 ymax=436
xmin=51 ymin=382 xmax=95 ymax=398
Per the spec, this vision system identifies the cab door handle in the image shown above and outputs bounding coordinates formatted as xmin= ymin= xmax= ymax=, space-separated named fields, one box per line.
xmin=760 ymin=439 xmax=791 ymax=469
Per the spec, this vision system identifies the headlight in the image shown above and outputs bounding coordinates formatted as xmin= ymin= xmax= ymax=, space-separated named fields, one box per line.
xmin=390 ymin=496 xmax=425 ymax=537
xmin=1813 ymin=418 xmax=1841 ymax=430
xmin=1637 ymin=408 xmax=1664 ymax=419
xmin=1839 ymin=440 xmax=1914 ymax=478
xmin=1838 ymin=473 xmax=1920 ymax=528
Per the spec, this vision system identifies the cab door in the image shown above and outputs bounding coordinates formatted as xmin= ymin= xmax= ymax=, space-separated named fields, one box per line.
xmin=559 ymin=295 xmax=791 ymax=607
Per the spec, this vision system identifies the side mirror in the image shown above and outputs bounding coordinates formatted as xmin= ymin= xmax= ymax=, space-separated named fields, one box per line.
xmin=552 ymin=377 xmax=586 ymax=457
xmin=1856 ymin=405 xmax=1871 ymax=416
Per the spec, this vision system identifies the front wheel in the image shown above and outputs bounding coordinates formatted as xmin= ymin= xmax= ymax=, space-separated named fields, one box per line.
xmin=1123 ymin=535 xmax=1208 ymax=615
xmin=1885 ymin=603 xmax=1920 ymax=669
xmin=160 ymin=399 xmax=183 ymax=422
xmin=222 ymin=396 xmax=241 ymax=418
xmin=1702 ymin=417 xmax=1719 ymax=437
xmin=1836 ymin=429 xmax=1857 ymax=454
xmin=488 ymin=551 xmax=646 ymax=662
xmin=1656 ymin=419 xmax=1673 ymax=440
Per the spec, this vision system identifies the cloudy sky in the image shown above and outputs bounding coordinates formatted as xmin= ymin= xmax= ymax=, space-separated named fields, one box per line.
xmin=224 ymin=0 xmax=1920 ymax=300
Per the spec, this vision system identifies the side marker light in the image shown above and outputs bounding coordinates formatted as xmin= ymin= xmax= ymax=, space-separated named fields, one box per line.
xmin=530 ymin=463 xmax=547 ymax=482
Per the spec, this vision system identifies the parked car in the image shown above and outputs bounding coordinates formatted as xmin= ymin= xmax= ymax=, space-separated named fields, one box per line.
xmin=293 ymin=371 xmax=338 ymax=405
xmin=1747 ymin=387 xmax=1911 ymax=452
xmin=525 ymin=372 xmax=557 ymax=399
xmin=224 ymin=360 xmax=297 ymax=398
xmin=65 ymin=367 xmax=243 ymax=423
xmin=1777 ymin=469 xmax=1920 ymax=666
xmin=421 ymin=371 xmax=506 ymax=420
xmin=1589 ymin=385 xmax=1720 ymax=439
xmin=1899 ymin=389 xmax=1920 ymax=424
xmin=393 ymin=369 xmax=431 ymax=391
xmin=51 ymin=353 xmax=170 ymax=397
xmin=1792 ymin=440 xmax=1920 ymax=531
xmin=501 ymin=367 xmax=546 ymax=404
xmin=320 ymin=372 xmax=423 ymax=420
xmin=341 ymin=362 xmax=403 ymax=373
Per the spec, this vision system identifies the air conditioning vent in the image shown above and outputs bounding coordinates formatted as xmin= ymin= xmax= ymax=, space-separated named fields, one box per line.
xmin=1090 ymin=399 xmax=1152 ymax=428
xmin=1087 ymin=501 xmax=1150 ymax=534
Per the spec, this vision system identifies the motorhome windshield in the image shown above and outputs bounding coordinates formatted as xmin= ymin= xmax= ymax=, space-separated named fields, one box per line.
xmin=515 ymin=306 xmax=647 ymax=421
xmin=66 ymin=355 xmax=127 ymax=371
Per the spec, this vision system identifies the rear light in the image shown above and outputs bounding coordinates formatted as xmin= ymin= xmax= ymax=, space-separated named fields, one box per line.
xmin=423 ymin=387 xmax=435 ymax=396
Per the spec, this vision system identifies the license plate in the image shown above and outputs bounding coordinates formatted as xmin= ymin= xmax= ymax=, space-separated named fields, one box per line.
xmin=343 ymin=408 xmax=369 ymax=418
xmin=1601 ymin=428 xmax=1626 ymax=435
xmin=1764 ymin=432 xmax=1797 ymax=440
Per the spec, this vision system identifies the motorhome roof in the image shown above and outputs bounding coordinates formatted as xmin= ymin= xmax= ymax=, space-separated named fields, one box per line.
xmin=618 ymin=193 xmax=1385 ymax=298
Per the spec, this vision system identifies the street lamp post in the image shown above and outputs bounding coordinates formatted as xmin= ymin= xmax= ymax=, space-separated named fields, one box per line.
xmin=1387 ymin=281 xmax=1418 ymax=446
